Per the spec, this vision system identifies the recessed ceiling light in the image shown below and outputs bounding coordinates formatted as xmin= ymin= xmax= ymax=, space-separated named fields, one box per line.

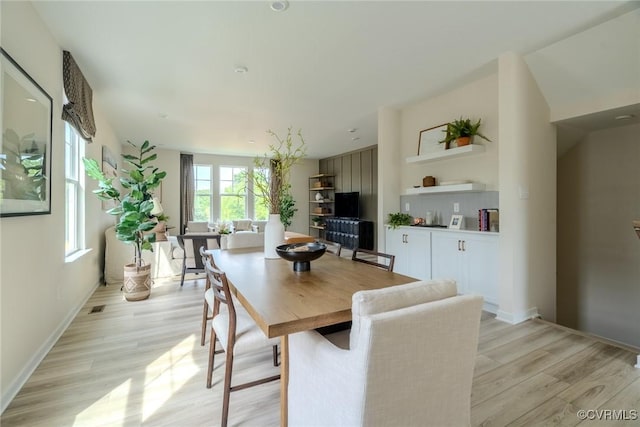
xmin=248 ymin=139 xmax=255 ymax=144
xmin=159 ymin=113 xmax=169 ymax=119
xmin=347 ymin=128 xmax=357 ymax=133
xmin=270 ymin=1 xmax=289 ymax=12
xmin=25 ymin=98 xmax=37 ymax=102
xmin=234 ymin=66 xmax=248 ymax=74
xmin=351 ymin=137 xmax=360 ymax=141
xmin=614 ymin=114 xmax=635 ymax=121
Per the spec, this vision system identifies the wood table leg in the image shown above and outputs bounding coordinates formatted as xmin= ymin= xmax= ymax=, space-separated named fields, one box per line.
xmin=280 ymin=335 xmax=289 ymax=427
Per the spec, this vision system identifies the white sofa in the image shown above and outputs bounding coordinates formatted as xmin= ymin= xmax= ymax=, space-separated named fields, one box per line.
xmin=104 ymin=226 xmax=182 ymax=285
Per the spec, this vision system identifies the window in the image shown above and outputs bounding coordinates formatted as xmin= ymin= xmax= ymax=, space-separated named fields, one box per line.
xmin=194 ymin=165 xmax=212 ymax=222
xmin=65 ymin=123 xmax=84 ymax=256
xmin=219 ymin=166 xmax=247 ymax=220
xmin=253 ymin=167 xmax=269 ymax=221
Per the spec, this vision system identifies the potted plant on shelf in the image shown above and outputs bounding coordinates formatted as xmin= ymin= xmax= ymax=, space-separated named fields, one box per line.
xmin=311 ymin=216 xmax=324 ymax=227
xmin=249 ymin=127 xmax=307 ymax=258
xmin=439 ymin=117 xmax=491 ymax=149
xmin=83 ymin=140 xmax=167 ymax=301
xmin=387 ymin=212 xmax=412 ymax=229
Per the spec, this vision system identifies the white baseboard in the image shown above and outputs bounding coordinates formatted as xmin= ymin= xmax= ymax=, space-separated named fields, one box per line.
xmin=495 ymin=307 xmax=539 ymax=324
xmin=483 ymin=301 xmax=499 ymax=314
xmin=1 ymin=280 xmax=101 ymax=414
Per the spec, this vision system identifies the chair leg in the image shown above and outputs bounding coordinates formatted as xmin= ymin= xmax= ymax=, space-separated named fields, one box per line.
xmin=207 ymin=327 xmax=218 ymax=388
xmin=272 ymin=345 xmax=279 ymax=367
xmin=180 ymin=264 xmax=186 ymax=287
xmin=221 ymin=349 xmax=234 ymax=427
xmin=201 ymin=301 xmax=209 ymax=346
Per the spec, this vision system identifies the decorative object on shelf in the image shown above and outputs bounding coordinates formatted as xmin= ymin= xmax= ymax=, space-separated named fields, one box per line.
xmin=422 ymin=176 xmax=436 ymax=187
xmin=425 ymin=210 xmax=434 ymax=225
xmin=313 ymin=207 xmax=330 ymax=214
xmin=276 ymin=242 xmax=327 ymax=272
xmin=312 ymin=216 xmax=323 ymax=227
xmin=247 ymin=127 xmax=307 ymax=258
xmin=449 ymin=214 xmax=464 ymax=230
xmin=83 ymin=140 xmax=167 ymax=301
xmin=150 ymin=197 xmax=169 ymax=241
xmin=1 ymin=48 xmax=53 ymax=217
xmin=439 ymin=117 xmax=491 ymax=148
xmin=633 ymin=220 xmax=640 ymax=239
xmin=418 ymin=123 xmax=449 ymax=155
xmin=387 ymin=212 xmax=412 ymax=229
xmin=315 ymin=192 xmax=323 ymax=201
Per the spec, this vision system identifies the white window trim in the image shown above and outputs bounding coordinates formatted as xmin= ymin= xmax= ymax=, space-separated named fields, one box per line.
xmin=64 ymin=123 xmax=85 ymax=260
xmin=194 ymin=164 xmax=213 ymax=222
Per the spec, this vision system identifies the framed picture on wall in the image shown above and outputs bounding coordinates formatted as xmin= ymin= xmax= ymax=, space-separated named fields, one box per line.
xmin=0 ymin=48 xmax=53 ymax=217
xmin=417 ymin=123 xmax=448 ymax=156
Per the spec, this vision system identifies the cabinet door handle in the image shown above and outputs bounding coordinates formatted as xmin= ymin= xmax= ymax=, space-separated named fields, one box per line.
xmin=462 ymin=240 xmax=466 ymax=251
xmin=405 ymin=234 xmax=408 ymax=244
xmin=457 ymin=240 xmax=461 ymax=251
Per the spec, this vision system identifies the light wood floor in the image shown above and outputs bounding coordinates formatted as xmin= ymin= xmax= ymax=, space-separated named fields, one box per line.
xmin=2 ymin=276 xmax=639 ymax=427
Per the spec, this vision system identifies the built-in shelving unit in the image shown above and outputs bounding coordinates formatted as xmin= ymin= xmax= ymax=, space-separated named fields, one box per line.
xmin=404 ymin=182 xmax=486 ymax=195
xmin=309 ymin=174 xmax=335 ymax=238
xmin=406 ymin=144 xmax=485 ymax=164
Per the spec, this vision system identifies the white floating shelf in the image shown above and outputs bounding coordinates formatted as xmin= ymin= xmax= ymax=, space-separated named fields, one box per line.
xmin=406 ymin=144 xmax=485 ymax=164
xmin=404 ymin=182 xmax=486 ymax=195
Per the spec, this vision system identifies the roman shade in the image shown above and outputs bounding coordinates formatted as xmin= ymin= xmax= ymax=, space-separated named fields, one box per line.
xmin=62 ymin=50 xmax=96 ymax=142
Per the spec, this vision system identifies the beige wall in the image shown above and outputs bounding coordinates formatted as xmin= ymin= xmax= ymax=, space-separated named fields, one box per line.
xmin=557 ymin=123 xmax=640 ymax=348
xmin=498 ymin=52 xmax=557 ymax=323
xmin=400 ymin=73 xmax=499 ymax=191
xmin=1 ymin=1 xmax=120 ymax=410
xmin=377 ymin=107 xmax=401 ymax=251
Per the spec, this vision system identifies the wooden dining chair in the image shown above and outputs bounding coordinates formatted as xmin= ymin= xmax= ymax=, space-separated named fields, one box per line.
xmin=318 ymin=239 xmax=342 ymax=257
xmin=205 ymin=260 xmax=281 ymax=427
xmin=351 ymin=247 xmax=395 ymax=272
xmin=176 ymin=234 xmax=221 ymax=286
xmin=199 ymin=246 xmax=218 ymax=346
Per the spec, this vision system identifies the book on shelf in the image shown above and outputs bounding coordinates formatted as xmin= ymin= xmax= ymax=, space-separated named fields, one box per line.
xmin=478 ymin=208 xmax=499 ymax=232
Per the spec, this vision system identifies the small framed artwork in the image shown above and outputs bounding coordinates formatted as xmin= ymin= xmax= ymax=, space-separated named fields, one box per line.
xmin=417 ymin=123 xmax=449 ymax=156
xmin=449 ymin=214 xmax=464 ymax=230
xmin=1 ymin=48 xmax=53 ymax=217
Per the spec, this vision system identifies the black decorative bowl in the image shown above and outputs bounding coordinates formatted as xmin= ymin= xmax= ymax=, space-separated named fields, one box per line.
xmin=276 ymin=242 xmax=327 ymax=272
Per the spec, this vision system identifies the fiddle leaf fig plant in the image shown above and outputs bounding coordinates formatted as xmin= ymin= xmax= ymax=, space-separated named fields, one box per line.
xmin=83 ymin=140 xmax=167 ymax=268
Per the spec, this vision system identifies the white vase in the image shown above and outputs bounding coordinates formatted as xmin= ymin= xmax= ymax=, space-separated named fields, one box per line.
xmin=264 ymin=213 xmax=285 ymax=259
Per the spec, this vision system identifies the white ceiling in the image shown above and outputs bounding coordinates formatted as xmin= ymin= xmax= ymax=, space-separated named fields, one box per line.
xmin=32 ymin=1 xmax=638 ymax=159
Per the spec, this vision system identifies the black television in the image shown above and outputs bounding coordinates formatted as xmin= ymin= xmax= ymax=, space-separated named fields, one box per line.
xmin=334 ymin=192 xmax=360 ymax=219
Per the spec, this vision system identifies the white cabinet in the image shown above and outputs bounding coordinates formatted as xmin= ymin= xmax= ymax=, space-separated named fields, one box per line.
xmin=431 ymin=231 xmax=498 ymax=312
xmin=385 ymin=227 xmax=431 ymax=280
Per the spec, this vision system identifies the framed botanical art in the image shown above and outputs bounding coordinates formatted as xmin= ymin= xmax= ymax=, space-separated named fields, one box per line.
xmin=1 ymin=48 xmax=53 ymax=217
xmin=417 ymin=123 xmax=448 ymax=156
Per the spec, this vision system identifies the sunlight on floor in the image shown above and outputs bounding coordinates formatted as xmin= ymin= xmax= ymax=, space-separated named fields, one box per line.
xmin=72 ymin=335 xmax=199 ymax=426
xmin=74 ymin=379 xmax=131 ymax=426
xmin=142 ymin=334 xmax=199 ymax=422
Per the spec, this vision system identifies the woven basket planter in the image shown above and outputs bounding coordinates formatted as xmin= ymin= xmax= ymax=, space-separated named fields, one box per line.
xmin=123 ymin=263 xmax=152 ymax=301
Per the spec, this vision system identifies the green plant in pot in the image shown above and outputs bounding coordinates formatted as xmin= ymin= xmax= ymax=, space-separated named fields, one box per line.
xmin=311 ymin=216 xmax=324 ymax=227
xmin=83 ymin=140 xmax=167 ymax=301
xmin=439 ymin=117 xmax=491 ymax=148
xmin=387 ymin=212 xmax=412 ymax=229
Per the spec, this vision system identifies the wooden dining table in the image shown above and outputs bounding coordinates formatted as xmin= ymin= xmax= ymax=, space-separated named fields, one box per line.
xmin=213 ymin=247 xmax=418 ymax=427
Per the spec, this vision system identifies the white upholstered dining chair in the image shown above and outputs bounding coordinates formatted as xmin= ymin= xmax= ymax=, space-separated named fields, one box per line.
xmin=288 ymin=279 xmax=483 ymax=427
